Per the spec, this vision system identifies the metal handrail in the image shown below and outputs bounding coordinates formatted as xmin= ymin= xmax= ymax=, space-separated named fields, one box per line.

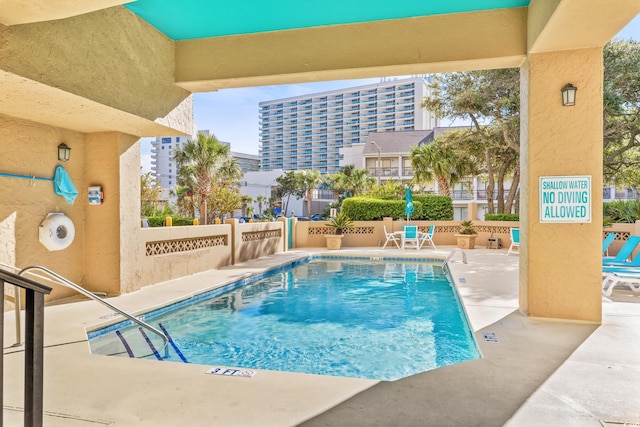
xmin=17 ymin=265 xmax=169 ymax=354
xmin=1 ymin=262 xmax=24 ymax=346
xmin=0 ymin=267 xmax=52 ymax=427
xmin=442 ymin=249 xmax=468 ymax=269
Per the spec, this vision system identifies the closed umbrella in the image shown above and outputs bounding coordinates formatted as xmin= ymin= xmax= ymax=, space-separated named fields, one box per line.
xmin=405 ymin=187 xmax=414 ymax=221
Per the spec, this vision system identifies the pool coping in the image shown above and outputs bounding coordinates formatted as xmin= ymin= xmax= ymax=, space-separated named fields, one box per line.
xmin=4 ymin=247 xmax=640 ymax=426
xmin=87 ymin=254 xmax=478 ymax=382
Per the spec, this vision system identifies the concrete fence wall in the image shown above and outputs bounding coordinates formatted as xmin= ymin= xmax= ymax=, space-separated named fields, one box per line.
xmin=132 ymin=219 xmax=640 ymax=290
xmin=139 ymin=219 xmax=287 ymax=287
xmin=295 ymin=218 xmax=520 ymax=249
xmin=140 ymin=224 xmax=232 ymax=287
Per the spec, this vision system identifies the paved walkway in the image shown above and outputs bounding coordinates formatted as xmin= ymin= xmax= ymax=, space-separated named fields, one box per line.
xmin=3 ymin=247 xmax=640 ymax=426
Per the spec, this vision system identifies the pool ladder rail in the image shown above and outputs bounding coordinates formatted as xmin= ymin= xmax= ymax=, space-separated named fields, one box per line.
xmin=442 ymin=249 xmax=467 ymax=268
xmin=2 ymin=262 xmax=169 ymax=356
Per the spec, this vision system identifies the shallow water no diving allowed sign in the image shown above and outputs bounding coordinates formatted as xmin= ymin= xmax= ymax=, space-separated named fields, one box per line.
xmin=539 ymin=175 xmax=591 ymax=223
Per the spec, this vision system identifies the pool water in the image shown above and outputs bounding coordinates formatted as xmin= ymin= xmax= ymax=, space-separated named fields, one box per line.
xmin=89 ymin=257 xmax=480 ymax=381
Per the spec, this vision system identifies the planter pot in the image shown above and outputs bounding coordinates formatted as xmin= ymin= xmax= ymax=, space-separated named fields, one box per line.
xmin=325 ymin=235 xmax=344 ymax=250
xmin=455 ymin=234 xmax=477 ymax=249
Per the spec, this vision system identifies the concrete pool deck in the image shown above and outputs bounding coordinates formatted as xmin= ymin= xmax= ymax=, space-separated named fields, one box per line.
xmin=3 ymin=247 xmax=640 ymax=426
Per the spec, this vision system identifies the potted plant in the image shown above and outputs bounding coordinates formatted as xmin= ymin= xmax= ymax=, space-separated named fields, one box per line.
xmin=324 ymin=212 xmax=355 ymax=250
xmin=455 ymin=220 xmax=477 ymax=249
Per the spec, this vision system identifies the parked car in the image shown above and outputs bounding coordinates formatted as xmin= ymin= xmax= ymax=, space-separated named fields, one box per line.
xmin=310 ymin=213 xmax=326 ymax=221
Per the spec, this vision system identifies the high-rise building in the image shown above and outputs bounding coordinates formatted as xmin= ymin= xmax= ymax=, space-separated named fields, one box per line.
xmin=259 ymin=76 xmax=438 ymax=173
xmin=150 ymin=130 xmax=220 ymax=198
xmin=150 ymin=130 xmax=260 ymax=200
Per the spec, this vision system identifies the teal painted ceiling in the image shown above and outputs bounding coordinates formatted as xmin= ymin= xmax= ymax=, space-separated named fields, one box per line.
xmin=124 ymin=0 xmax=530 ymax=41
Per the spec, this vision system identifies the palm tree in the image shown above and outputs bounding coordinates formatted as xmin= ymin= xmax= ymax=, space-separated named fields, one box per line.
xmin=344 ymin=168 xmax=375 ymax=196
xmin=295 ymin=170 xmax=322 ymax=217
xmin=240 ymin=195 xmax=254 ymax=217
xmin=173 ymin=132 xmax=233 ymax=224
xmin=256 ymin=195 xmax=268 ymax=215
xmin=410 ymin=142 xmax=463 ymax=197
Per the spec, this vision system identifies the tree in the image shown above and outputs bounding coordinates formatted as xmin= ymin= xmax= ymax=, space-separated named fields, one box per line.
xmin=140 ymin=171 xmax=165 ymax=216
xmin=294 ymin=170 xmax=322 ymax=216
xmin=362 ymin=179 xmax=406 ymax=199
xmin=256 ymin=195 xmax=268 ymax=215
xmin=422 ymin=68 xmax=520 ymax=213
xmin=173 ymin=132 xmax=236 ymax=224
xmin=275 ymin=171 xmax=298 ymax=216
xmin=411 ymin=142 xmax=459 ymax=197
xmin=240 ymin=195 xmax=254 ymax=217
xmin=208 ymin=186 xmax=241 ymax=223
xmin=603 ymin=39 xmax=640 ymax=186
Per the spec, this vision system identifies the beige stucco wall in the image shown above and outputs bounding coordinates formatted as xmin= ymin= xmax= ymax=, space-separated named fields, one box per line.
xmin=295 ymin=219 xmax=518 ymax=249
xmin=0 ymin=114 xmax=85 ymax=300
xmin=520 ymin=48 xmax=603 ymax=322
xmin=82 ymin=132 xmax=144 ymax=295
xmin=140 ymin=225 xmax=232 ymax=288
xmin=231 ymin=221 xmax=285 ymax=264
xmin=0 ymin=6 xmax=190 ymax=125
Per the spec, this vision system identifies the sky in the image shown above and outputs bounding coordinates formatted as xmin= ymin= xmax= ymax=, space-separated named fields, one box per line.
xmin=141 ymin=15 xmax=640 ymax=172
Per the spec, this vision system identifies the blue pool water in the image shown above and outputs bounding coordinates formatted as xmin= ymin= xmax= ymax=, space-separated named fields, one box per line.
xmin=88 ymin=257 xmax=479 ymax=380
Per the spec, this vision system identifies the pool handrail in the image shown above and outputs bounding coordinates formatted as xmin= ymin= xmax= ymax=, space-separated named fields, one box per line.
xmin=442 ymin=249 xmax=467 ymax=268
xmin=17 ymin=264 xmax=169 ymax=355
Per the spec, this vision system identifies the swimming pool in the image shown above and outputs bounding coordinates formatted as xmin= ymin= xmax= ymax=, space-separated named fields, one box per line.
xmin=88 ymin=256 xmax=479 ymax=381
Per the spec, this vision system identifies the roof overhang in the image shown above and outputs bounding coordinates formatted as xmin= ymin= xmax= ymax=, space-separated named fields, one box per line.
xmin=0 ymin=70 xmax=187 ymax=136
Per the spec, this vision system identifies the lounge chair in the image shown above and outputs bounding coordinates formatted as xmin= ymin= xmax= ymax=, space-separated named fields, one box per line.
xmin=418 ymin=224 xmax=436 ymax=249
xmin=383 ymin=225 xmax=401 ymax=249
xmin=602 ymin=271 xmax=640 ymax=296
xmin=507 ymin=228 xmax=520 ymax=256
xmin=402 ymin=225 xmax=420 ymax=250
xmin=602 ymin=233 xmax=616 ymax=256
xmin=602 ymin=235 xmax=640 ymax=266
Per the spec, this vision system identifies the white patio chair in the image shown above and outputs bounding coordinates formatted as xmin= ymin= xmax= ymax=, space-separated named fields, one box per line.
xmin=383 ymin=225 xmax=401 ymax=249
xmin=403 ymin=225 xmax=420 ymax=250
xmin=418 ymin=224 xmax=436 ymax=249
xmin=507 ymin=228 xmax=520 ymax=256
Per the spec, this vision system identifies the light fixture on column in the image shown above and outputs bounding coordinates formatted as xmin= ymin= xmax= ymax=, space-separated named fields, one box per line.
xmin=561 ymin=83 xmax=577 ymax=106
xmin=57 ymin=143 xmax=71 ymax=162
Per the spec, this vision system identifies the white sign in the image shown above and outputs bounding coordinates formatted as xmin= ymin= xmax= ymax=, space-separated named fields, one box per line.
xmin=539 ymin=175 xmax=591 ymax=223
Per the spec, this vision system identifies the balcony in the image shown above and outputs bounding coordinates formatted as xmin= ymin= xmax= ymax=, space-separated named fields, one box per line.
xmin=368 ymin=167 xmax=400 ymax=177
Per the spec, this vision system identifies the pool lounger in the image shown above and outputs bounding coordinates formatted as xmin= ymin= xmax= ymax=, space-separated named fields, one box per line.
xmin=602 ymin=272 xmax=640 ymax=296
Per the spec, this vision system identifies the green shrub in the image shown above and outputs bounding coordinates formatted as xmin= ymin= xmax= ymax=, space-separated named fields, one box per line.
xmin=484 ymin=213 xmax=520 ymax=221
xmin=340 ymin=195 xmax=453 ymax=221
xmin=340 ymin=197 xmax=423 ymax=220
xmin=413 ymin=195 xmax=454 ymax=220
xmin=143 ymin=216 xmax=196 ymax=227
xmin=604 ymin=200 xmax=640 ymax=223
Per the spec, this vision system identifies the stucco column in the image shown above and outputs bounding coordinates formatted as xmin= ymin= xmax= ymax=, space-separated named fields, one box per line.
xmin=519 ymin=48 xmax=603 ymax=322
xmin=84 ymin=132 xmax=141 ymax=295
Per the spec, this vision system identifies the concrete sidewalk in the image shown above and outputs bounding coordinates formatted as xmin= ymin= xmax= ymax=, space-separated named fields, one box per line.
xmin=3 ymin=248 xmax=640 ymax=426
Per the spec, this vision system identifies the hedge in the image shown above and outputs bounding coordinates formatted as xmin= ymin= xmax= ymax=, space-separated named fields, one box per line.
xmin=340 ymin=195 xmax=453 ymax=221
xmin=143 ymin=216 xmax=197 ymax=227
xmin=484 ymin=213 xmax=519 ymax=221
xmin=412 ymin=195 xmax=454 ymax=221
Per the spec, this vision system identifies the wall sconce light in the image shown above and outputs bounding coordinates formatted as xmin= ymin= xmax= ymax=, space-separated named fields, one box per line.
xmin=57 ymin=143 xmax=71 ymax=162
xmin=561 ymin=83 xmax=577 ymax=106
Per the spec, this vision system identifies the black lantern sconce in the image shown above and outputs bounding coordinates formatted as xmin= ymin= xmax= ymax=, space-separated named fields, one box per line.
xmin=57 ymin=143 xmax=71 ymax=162
xmin=561 ymin=83 xmax=577 ymax=107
